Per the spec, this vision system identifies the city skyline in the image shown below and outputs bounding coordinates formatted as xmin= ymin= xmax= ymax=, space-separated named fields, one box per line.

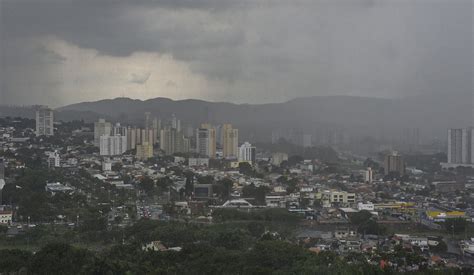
xmin=1 ymin=0 xmax=474 ymax=273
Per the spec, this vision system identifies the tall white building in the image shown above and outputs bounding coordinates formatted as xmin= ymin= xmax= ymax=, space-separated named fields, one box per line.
xmin=447 ymin=128 xmax=473 ymax=164
xmin=94 ymin=119 xmax=112 ymax=147
xmin=35 ymin=106 xmax=54 ymax=136
xmin=365 ymin=167 xmax=373 ymax=183
xmin=160 ymin=127 xmax=189 ymax=155
xmin=100 ymin=135 xmax=127 ymax=156
xmin=238 ymin=142 xmax=256 ymax=164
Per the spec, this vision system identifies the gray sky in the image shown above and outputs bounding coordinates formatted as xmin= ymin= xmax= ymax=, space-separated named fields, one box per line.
xmin=0 ymin=0 xmax=472 ymax=107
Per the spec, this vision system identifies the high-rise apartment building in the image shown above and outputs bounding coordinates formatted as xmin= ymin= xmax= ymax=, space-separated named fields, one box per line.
xmin=160 ymin=127 xmax=190 ymax=155
xmin=113 ymin=123 xmax=127 ymax=136
xmin=384 ymin=151 xmax=405 ymax=176
xmin=238 ymin=142 xmax=256 ymax=164
xmin=222 ymin=124 xmax=239 ymax=159
xmin=94 ymin=119 xmax=112 ymax=147
xmin=365 ymin=167 xmax=373 ymax=183
xmin=447 ymin=128 xmax=474 ymax=165
xmin=127 ymin=127 xmax=137 ymax=150
xmin=160 ymin=127 xmax=176 ymax=155
xmin=136 ymin=142 xmax=154 ymax=160
xmin=196 ymin=124 xmax=216 ymax=158
xmin=100 ymin=135 xmax=127 ymax=156
xmin=171 ymin=114 xmax=181 ymax=131
xmin=35 ymin=106 xmax=54 ymax=136
xmin=144 ymin=112 xmax=152 ymax=129
xmin=152 ymin=117 xmax=161 ymax=144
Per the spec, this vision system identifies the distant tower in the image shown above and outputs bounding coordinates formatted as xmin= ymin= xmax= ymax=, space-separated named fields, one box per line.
xmin=35 ymin=106 xmax=54 ymax=136
xmin=365 ymin=167 xmax=373 ymax=183
xmin=447 ymin=128 xmax=473 ymax=164
xmin=384 ymin=151 xmax=406 ymax=177
xmin=0 ymin=158 xmax=4 ymax=180
xmin=196 ymin=124 xmax=216 ymax=158
xmin=238 ymin=142 xmax=256 ymax=164
xmin=171 ymin=114 xmax=181 ymax=132
xmin=145 ymin=112 xmax=151 ymax=129
xmin=222 ymin=124 xmax=239 ymax=159
xmin=94 ymin=119 xmax=112 ymax=147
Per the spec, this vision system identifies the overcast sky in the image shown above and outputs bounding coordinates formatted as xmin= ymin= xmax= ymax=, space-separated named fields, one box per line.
xmin=0 ymin=0 xmax=472 ymax=107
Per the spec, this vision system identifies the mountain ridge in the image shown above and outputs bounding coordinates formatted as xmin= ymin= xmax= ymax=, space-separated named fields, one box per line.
xmin=2 ymin=93 xmax=472 ymax=144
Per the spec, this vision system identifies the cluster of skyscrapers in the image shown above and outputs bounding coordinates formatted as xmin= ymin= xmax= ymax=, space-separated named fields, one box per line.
xmin=33 ymin=107 xmax=255 ymax=162
xmin=95 ymin=119 xmax=155 ymax=159
xmin=92 ymin=113 xmax=256 ymax=163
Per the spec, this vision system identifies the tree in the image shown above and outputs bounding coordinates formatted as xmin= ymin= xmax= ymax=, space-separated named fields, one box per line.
xmin=287 ymin=155 xmax=304 ymax=166
xmin=197 ymin=175 xmax=214 ymax=185
xmin=29 ymin=243 xmax=95 ymax=274
xmin=364 ymin=158 xmax=380 ymax=169
xmin=358 ymin=219 xmax=386 ymax=235
xmin=112 ymin=163 xmax=123 ymax=172
xmin=184 ymin=172 xmax=194 ymax=196
xmin=349 ymin=210 xmax=372 ymax=225
xmin=156 ymin=177 xmax=172 ymax=193
xmin=239 ymin=162 xmax=253 ymax=176
xmin=139 ymin=176 xmax=155 ymax=194
xmin=286 ymin=178 xmax=298 ymax=194
xmin=247 ymin=222 xmax=265 ymax=238
xmin=242 ymin=184 xmax=269 ymax=205
xmin=216 ymin=178 xmax=233 ymax=200
xmin=0 ymin=249 xmax=32 ymax=273
xmin=445 ymin=218 xmax=468 ymax=234
xmin=430 ymin=240 xmax=448 ymax=253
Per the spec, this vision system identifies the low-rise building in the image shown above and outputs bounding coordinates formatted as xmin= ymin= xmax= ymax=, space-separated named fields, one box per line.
xmin=0 ymin=211 xmax=12 ymax=225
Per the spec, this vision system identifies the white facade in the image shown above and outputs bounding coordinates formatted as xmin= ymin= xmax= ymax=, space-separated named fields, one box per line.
xmin=238 ymin=142 xmax=256 ymax=164
xmin=0 ymin=211 xmax=12 ymax=225
xmin=365 ymin=167 xmax=373 ymax=183
xmin=357 ymin=202 xmax=375 ymax=211
xmin=35 ymin=106 xmax=54 ymax=136
xmin=94 ymin=119 xmax=112 ymax=147
xmin=102 ymin=161 xmax=112 ymax=171
xmin=100 ymin=135 xmax=127 ymax=156
xmin=448 ymin=128 xmax=474 ymax=165
xmin=48 ymin=151 xmax=61 ymax=168
xmin=271 ymin=152 xmax=288 ymax=166
xmin=188 ymin=158 xmax=209 ymax=167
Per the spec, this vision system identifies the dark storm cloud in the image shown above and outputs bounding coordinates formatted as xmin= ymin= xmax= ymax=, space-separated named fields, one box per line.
xmin=0 ymin=0 xmax=472 ymax=106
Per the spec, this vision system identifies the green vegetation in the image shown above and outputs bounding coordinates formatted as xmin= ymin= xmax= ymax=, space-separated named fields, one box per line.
xmin=212 ymin=208 xmax=301 ymax=223
xmin=445 ymin=218 xmax=468 ymax=235
xmin=349 ymin=210 xmax=386 ymax=235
